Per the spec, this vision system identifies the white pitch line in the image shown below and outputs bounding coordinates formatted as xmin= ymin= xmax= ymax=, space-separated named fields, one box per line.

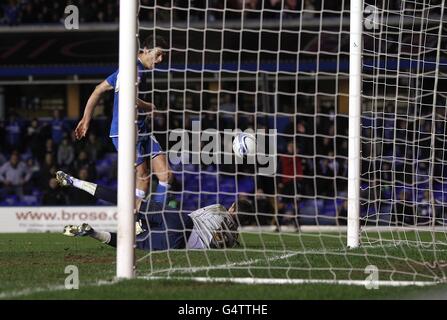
xmin=140 ymin=242 xmax=404 ymax=276
xmin=0 ymin=278 xmax=120 ymax=300
xmin=149 ymin=251 xmax=301 ymax=276
xmin=3 ymin=242 xmax=441 ymax=298
xmin=143 ymin=276 xmax=440 ymax=287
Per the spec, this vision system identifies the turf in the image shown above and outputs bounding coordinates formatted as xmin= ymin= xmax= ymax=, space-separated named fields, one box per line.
xmin=1 ymin=232 xmax=447 ymax=299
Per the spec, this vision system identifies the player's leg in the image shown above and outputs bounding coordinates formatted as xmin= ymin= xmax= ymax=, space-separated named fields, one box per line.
xmin=135 ymin=159 xmax=150 ymax=209
xmin=141 ymin=134 xmax=173 ymax=205
xmin=151 ymin=153 xmax=173 ymax=204
xmin=112 ymin=136 xmax=150 ymax=203
xmin=63 ymin=223 xmax=116 ymax=246
xmin=56 ymin=171 xmax=118 ymax=204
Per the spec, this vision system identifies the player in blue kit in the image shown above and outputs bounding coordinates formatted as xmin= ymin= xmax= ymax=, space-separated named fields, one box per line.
xmin=74 ymin=35 xmax=173 ymax=207
xmin=58 ymin=171 xmax=253 ymax=250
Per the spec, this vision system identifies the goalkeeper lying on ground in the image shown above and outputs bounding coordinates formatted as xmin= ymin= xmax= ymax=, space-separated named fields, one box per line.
xmin=57 ymin=171 xmax=253 ymax=250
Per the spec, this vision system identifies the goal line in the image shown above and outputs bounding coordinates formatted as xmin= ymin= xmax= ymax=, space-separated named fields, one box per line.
xmin=141 ymin=276 xmax=440 ymax=287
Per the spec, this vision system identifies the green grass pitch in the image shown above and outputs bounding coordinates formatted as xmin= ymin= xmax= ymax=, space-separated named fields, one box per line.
xmin=1 ymin=232 xmax=447 ymax=299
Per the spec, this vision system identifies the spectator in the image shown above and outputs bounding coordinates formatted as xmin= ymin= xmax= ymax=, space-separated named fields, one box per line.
xmin=5 ymin=113 xmax=22 ymax=152
xmin=25 ymin=118 xmax=43 ymax=158
xmin=0 ymin=144 xmax=6 ymax=167
xmin=283 ymin=0 xmax=300 ymax=20
xmin=416 ymin=190 xmax=432 ymax=226
xmin=255 ymin=188 xmax=275 ymax=225
xmin=40 ymin=153 xmax=57 ymax=189
xmin=105 ymin=3 xmax=118 ymax=22
xmin=277 ymin=197 xmax=298 ymax=227
xmin=287 ymin=119 xmax=313 ymax=156
xmin=316 ymin=155 xmax=336 ymax=197
xmin=23 ymin=157 xmax=40 ymax=193
xmin=50 ymin=109 xmax=66 ymax=144
xmin=393 ymin=190 xmax=414 ymax=226
xmin=57 ymin=137 xmax=75 ymax=170
xmin=337 ymin=200 xmax=348 ymax=225
xmin=302 ymin=0 xmax=316 ymax=20
xmin=219 ymin=93 xmax=236 ymax=127
xmin=242 ymin=0 xmax=259 ymax=9
xmin=0 ymin=152 xmax=30 ymax=201
xmin=278 ymin=141 xmax=303 ymax=196
xmin=300 ymin=157 xmax=315 ymax=196
xmin=42 ymin=138 xmax=57 ymax=161
xmin=38 ymin=2 xmax=56 ymax=23
xmin=73 ymin=150 xmax=96 ymax=180
xmin=20 ymin=2 xmax=36 ymax=24
xmin=257 ymin=175 xmax=275 ymax=195
xmin=0 ymin=152 xmax=6 ymax=167
xmin=0 ymin=121 xmax=5 ymax=148
xmin=2 ymin=0 xmax=20 ymax=25
xmin=42 ymin=178 xmax=69 ymax=205
xmin=318 ymin=136 xmax=334 ymax=156
xmin=84 ymin=133 xmax=103 ymax=162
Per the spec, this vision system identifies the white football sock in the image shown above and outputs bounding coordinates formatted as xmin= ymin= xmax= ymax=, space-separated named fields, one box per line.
xmin=72 ymin=178 xmax=97 ymax=196
xmin=90 ymin=230 xmax=111 ymax=244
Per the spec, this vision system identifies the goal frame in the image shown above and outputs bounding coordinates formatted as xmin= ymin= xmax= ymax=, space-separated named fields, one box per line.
xmin=117 ymin=0 xmax=366 ymax=278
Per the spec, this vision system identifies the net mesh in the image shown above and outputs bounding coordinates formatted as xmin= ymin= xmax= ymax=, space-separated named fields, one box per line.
xmin=132 ymin=0 xmax=447 ymax=285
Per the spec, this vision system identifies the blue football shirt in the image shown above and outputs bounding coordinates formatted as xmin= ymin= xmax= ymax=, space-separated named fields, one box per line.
xmin=106 ymin=59 xmax=149 ymax=138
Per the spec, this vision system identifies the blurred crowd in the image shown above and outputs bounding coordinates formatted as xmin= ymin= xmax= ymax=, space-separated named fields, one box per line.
xmin=148 ymin=93 xmax=351 ymax=227
xmin=0 ymin=110 xmax=114 ymax=206
xmin=0 ymin=0 xmax=349 ymax=25
xmin=1 ymin=99 xmax=446 ymax=227
xmin=0 ymin=0 xmax=118 ymax=25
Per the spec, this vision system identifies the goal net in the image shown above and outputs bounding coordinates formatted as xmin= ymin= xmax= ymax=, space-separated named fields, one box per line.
xmin=125 ymin=0 xmax=447 ymax=286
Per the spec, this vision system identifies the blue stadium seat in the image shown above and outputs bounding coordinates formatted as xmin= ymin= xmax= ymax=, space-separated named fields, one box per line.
xmin=298 ymin=199 xmax=321 ymax=225
xmin=23 ymin=195 xmax=38 ymax=206
xmin=201 ymin=171 xmax=218 ymax=192
xmin=361 ymin=204 xmax=378 ymax=225
xmin=181 ymin=193 xmax=200 ymax=211
xmin=267 ymin=115 xmax=291 ymax=133
xmin=200 ymin=193 xmax=218 ymax=207
xmin=5 ymin=195 xmax=19 ymax=206
xmin=183 ymin=173 xmax=199 ymax=192
xmin=319 ymin=200 xmax=337 ymax=225
xmin=237 ymin=176 xmax=255 ymax=194
xmin=219 ymin=177 xmax=236 ymax=193
xmin=336 ymin=198 xmax=346 ymax=208
xmin=219 ymin=194 xmax=237 ymax=208
xmin=95 ymin=159 xmax=111 ymax=177
xmin=377 ymin=204 xmax=393 ymax=225
xmin=104 ymin=152 xmax=118 ymax=162
xmin=361 ymin=114 xmax=374 ymax=128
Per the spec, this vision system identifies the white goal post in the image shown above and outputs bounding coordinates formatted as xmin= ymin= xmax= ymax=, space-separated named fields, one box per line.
xmin=347 ymin=0 xmax=362 ymax=248
xmin=117 ymin=0 xmax=137 ymax=279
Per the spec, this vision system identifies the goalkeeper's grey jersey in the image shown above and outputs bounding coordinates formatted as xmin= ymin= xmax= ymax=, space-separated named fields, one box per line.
xmin=186 ymin=229 xmax=206 ymax=249
xmin=186 ymin=204 xmax=229 ymax=249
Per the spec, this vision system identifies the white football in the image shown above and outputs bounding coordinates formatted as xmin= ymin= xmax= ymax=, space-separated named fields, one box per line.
xmin=233 ymin=132 xmax=256 ymax=159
